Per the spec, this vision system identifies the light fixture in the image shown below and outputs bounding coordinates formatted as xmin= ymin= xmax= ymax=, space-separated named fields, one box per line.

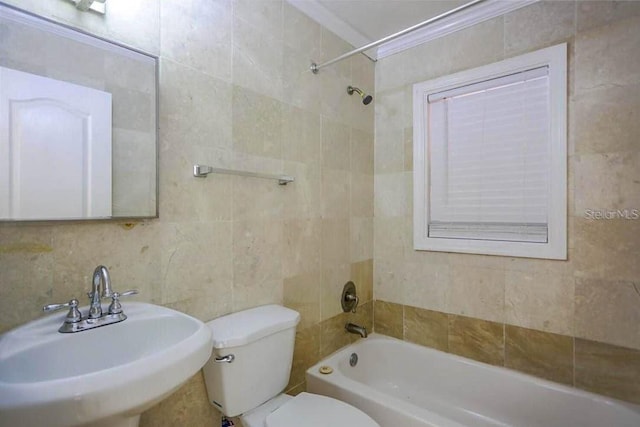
xmin=70 ymin=0 xmax=106 ymax=14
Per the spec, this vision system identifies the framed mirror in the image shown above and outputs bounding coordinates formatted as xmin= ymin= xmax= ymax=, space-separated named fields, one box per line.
xmin=0 ymin=3 xmax=158 ymax=221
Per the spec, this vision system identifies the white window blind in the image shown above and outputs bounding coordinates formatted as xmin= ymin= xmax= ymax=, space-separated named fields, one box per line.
xmin=427 ymin=66 xmax=550 ymax=243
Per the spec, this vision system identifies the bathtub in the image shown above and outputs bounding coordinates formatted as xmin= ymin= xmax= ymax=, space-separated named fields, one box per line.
xmin=306 ymin=334 xmax=640 ymax=427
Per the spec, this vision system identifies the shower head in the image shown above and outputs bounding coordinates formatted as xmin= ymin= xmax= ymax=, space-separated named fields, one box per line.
xmin=347 ymin=86 xmax=373 ymax=105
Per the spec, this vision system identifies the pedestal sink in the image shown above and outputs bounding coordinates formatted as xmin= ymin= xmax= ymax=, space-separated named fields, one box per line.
xmin=0 ymin=303 xmax=212 ymax=427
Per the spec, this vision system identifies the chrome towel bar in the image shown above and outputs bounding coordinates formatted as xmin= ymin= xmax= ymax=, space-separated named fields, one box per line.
xmin=193 ymin=164 xmax=294 ymax=185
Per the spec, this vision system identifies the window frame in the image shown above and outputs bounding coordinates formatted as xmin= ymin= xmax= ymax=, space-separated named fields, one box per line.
xmin=413 ymin=43 xmax=567 ymax=260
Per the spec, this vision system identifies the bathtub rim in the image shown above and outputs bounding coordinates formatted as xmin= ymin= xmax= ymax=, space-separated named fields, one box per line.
xmin=306 ymin=333 xmax=640 ymax=414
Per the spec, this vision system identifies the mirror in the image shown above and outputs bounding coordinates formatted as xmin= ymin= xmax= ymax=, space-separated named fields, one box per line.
xmin=0 ymin=4 xmax=158 ymax=220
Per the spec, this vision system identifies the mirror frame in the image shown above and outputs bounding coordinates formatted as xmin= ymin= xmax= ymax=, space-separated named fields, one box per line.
xmin=0 ymin=2 xmax=159 ymax=222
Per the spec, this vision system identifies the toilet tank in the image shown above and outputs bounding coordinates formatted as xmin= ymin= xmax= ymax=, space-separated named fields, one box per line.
xmin=202 ymin=305 xmax=300 ymax=417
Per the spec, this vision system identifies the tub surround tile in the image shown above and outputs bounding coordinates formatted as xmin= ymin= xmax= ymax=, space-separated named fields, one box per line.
xmin=374 ymin=129 xmax=404 ymax=174
xmin=504 ymin=270 xmax=575 ymax=336
xmin=505 ymin=326 xmax=574 ymax=385
xmin=575 ymin=278 xmax=640 ymax=350
xmin=574 ymin=152 xmax=640 ymax=217
xmin=350 ymin=174 xmax=374 ymax=219
xmin=370 ymin=0 xmax=640 ymax=410
xmin=374 ymin=173 xmax=410 ymax=218
xmin=573 ymin=84 xmax=640 ymax=155
xmin=403 ymin=127 xmax=413 ymax=172
xmin=282 ymin=47 xmax=323 ymax=115
xmin=374 ymin=300 xmax=404 ymax=339
xmin=321 ymin=117 xmax=351 ymax=171
xmin=404 ymin=306 xmax=448 ymax=352
xmin=573 ymin=219 xmax=640 ymax=282
xmin=348 ymin=300 xmax=374 ymax=343
xmin=321 ymin=171 xmax=351 ymax=220
xmin=282 ymin=161 xmax=322 ymax=221
xmin=402 ymin=260 xmax=450 ymax=313
xmin=319 ymin=68 xmax=353 ymax=126
xmin=319 ymin=28 xmax=352 ymax=80
xmin=283 ymin=272 xmax=321 ymax=331
xmin=577 ymin=0 xmax=640 ymax=33
xmin=320 ymin=261 xmax=351 ymax=322
xmin=320 ymin=219 xmax=351 ymax=321
xmin=350 ymin=259 xmax=374 ymax=303
xmin=504 ymin=1 xmax=575 ymax=56
xmin=320 ymin=312 xmax=352 ymax=358
xmin=575 ymin=14 xmax=640 ymax=92
xmin=373 ymin=299 xmax=640 ymax=405
xmin=575 ymin=339 xmax=640 ymax=404
xmin=375 ymin=49 xmax=406 ymax=92
xmin=350 ymin=217 xmax=374 ymax=263
xmin=448 ymin=267 xmax=505 ymax=324
xmin=448 ymin=315 xmax=505 ymax=367
xmin=350 ymin=129 xmax=374 ymax=175
xmin=401 ymin=17 xmax=504 ymax=88
xmin=283 ymin=2 xmax=321 ymax=57
xmin=281 ymin=106 xmax=321 ymax=165
xmin=375 ymin=89 xmax=405 ymax=132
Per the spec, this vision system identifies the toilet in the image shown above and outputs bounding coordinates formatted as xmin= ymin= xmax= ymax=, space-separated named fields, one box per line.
xmin=202 ymin=305 xmax=380 ymax=427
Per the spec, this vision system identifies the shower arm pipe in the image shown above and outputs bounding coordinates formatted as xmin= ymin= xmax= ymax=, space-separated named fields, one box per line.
xmin=310 ymin=0 xmax=486 ymax=74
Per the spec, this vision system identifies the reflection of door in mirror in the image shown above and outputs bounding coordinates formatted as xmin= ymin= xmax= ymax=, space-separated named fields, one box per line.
xmin=0 ymin=66 xmax=112 ymax=220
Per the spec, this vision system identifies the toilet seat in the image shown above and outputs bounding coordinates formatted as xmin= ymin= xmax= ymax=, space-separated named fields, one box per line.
xmin=265 ymin=392 xmax=380 ymax=427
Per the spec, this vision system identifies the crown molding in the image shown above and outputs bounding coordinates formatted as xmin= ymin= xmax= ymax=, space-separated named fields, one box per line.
xmin=286 ymin=0 xmax=375 ymax=57
xmin=376 ymin=0 xmax=538 ymax=59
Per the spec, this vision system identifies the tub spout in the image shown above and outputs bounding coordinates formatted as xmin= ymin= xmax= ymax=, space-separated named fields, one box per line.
xmin=345 ymin=322 xmax=368 ymax=338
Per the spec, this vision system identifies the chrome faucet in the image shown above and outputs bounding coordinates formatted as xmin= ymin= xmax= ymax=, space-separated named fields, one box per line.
xmin=43 ymin=265 xmax=138 ymax=333
xmin=345 ymin=322 xmax=368 ymax=338
xmin=89 ymin=265 xmax=112 ymax=319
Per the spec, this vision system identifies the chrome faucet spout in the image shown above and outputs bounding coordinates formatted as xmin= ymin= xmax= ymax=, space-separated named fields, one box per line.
xmin=89 ymin=265 xmax=111 ymax=319
xmin=345 ymin=322 xmax=368 ymax=338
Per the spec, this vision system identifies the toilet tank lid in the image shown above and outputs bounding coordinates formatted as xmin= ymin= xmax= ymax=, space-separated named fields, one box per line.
xmin=207 ymin=305 xmax=300 ymax=349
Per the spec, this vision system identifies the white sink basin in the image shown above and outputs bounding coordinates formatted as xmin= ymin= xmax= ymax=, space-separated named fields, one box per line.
xmin=0 ymin=302 xmax=212 ymax=427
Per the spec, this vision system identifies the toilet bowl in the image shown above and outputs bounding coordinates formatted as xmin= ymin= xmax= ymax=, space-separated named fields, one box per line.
xmin=241 ymin=392 xmax=378 ymax=427
xmin=201 ymin=305 xmax=380 ymax=427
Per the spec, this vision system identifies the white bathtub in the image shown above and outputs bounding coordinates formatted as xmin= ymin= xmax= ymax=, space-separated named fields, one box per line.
xmin=306 ymin=334 xmax=640 ymax=427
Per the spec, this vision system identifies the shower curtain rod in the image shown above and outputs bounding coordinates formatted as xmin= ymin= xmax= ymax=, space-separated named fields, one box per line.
xmin=310 ymin=0 xmax=487 ymax=74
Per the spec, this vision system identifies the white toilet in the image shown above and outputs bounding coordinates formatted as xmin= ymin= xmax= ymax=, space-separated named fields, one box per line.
xmin=202 ymin=305 xmax=380 ymax=427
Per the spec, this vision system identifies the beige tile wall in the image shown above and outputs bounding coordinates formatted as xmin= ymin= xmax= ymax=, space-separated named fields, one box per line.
xmin=374 ymin=1 xmax=640 ymax=354
xmin=375 ymin=300 xmax=640 ymax=404
xmin=0 ymin=0 xmax=374 ymax=425
xmin=373 ymin=0 xmax=640 ymax=405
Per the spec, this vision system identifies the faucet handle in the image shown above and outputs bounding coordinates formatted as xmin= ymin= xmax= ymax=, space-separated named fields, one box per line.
xmin=108 ymin=289 xmax=139 ymax=315
xmin=43 ymin=299 xmax=82 ymax=324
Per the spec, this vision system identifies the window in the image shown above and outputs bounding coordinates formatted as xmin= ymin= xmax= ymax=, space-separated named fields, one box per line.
xmin=413 ymin=43 xmax=567 ymax=259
